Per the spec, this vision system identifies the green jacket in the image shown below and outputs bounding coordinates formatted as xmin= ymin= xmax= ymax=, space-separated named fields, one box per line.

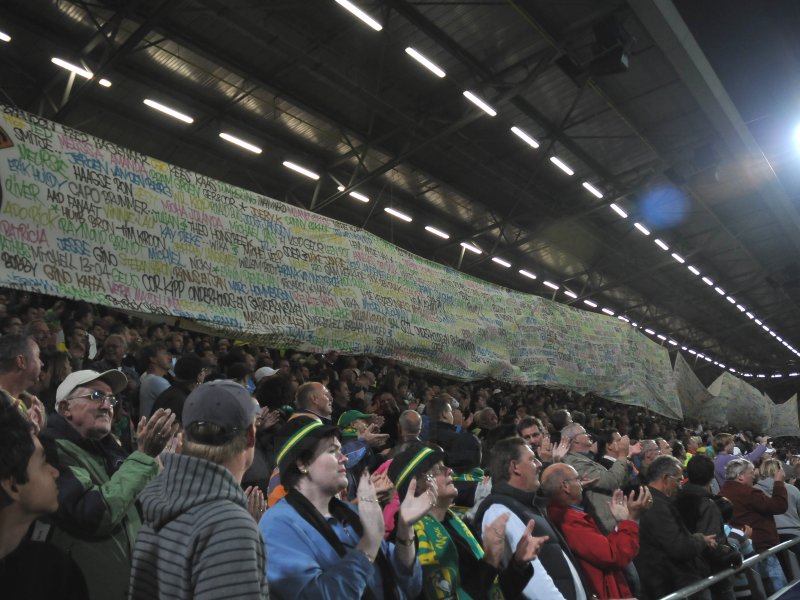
xmin=39 ymin=413 xmax=159 ymax=600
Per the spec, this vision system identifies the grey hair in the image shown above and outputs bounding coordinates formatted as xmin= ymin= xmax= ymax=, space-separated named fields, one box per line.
xmin=641 ymin=439 xmax=658 ymax=454
xmin=725 ymin=458 xmax=754 ymax=481
xmin=561 ymin=423 xmax=585 ymax=444
xmin=398 ymin=410 xmax=421 ymax=435
xmin=648 ymin=455 xmax=683 ymax=481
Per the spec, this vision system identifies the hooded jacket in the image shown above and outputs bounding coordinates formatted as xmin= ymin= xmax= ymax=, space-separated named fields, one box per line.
xmin=128 ymin=453 xmax=268 ymax=599
xmin=756 ymin=477 xmax=800 ymax=538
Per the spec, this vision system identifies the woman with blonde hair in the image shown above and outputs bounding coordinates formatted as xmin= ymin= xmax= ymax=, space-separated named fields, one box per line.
xmin=757 ymin=458 xmax=800 ymax=557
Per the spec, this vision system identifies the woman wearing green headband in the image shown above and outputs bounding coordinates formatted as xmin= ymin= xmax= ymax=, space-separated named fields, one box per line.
xmin=388 ymin=443 xmax=547 ymax=600
xmin=261 ymin=416 xmax=433 ymax=599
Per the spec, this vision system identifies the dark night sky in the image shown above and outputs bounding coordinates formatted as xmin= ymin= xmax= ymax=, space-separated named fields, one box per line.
xmin=676 ymin=0 xmax=800 ymax=197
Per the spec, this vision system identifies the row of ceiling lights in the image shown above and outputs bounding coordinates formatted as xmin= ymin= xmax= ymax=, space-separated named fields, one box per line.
xmin=6 ymin=7 xmax=794 ymax=380
xmin=332 ymin=2 xmax=800 ymax=380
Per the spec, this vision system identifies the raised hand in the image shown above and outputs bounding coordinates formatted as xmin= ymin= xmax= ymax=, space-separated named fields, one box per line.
xmin=136 ymin=408 xmax=179 ymax=457
xmin=608 ymin=489 xmax=630 ymax=522
xmin=513 ymin=519 xmax=548 ymax=566
xmin=482 ymin=513 xmax=510 ymax=569
xmin=398 ymin=478 xmax=436 ymax=527
xmin=370 ymin=470 xmax=395 ymax=505
xmin=244 ymin=486 xmax=266 ymax=522
xmin=355 ymin=470 xmax=385 ymax=559
xmin=552 ymin=439 xmax=570 ymax=463
xmin=626 ymin=486 xmax=652 ymax=521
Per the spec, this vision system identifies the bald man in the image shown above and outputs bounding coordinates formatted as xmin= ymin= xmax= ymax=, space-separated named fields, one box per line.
xmin=542 ymin=463 xmax=648 ymax=599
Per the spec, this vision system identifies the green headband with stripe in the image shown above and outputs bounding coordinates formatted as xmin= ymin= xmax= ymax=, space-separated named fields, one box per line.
xmin=277 ymin=420 xmax=324 ymax=466
xmin=394 ymin=446 xmax=435 ymax=490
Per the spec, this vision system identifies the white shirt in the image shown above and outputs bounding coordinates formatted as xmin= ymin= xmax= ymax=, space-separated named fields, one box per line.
xmin=482 ymin=503 xmax=587 ymax=600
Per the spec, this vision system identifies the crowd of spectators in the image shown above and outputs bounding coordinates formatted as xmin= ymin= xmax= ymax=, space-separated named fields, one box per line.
xmin=2 ymin=287 xmax=800 ymax=599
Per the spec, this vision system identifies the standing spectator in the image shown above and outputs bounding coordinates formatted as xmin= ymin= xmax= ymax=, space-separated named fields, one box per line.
xmin=0 ymin=394 xmax=88 ymax=599
xmin=561 ymin=423 xmax=632 ymax=534
xmin=38 ymin=370 xmax=179 ymax=600
xmin=721 ymin=458 xmax=789 ymax=591
xmin=635 ymin=455 xmax=717 ymax=600
xmin=150 ymin=354 xmax=206 ymax=420
xmin=517 ymin=416 xmax=545 ymax=454
xmin=756 ymin=458 xmax=800 ymax=557
xmin=261 ymin=416 xmax=426 ymax=598
xmin=129 ymin=380 xmax=268 ymax=599
xmin=294 ymin=381 xmax=334 ymax=424
xmin=137 ymin=343 xmax=172 ymax=420
xmin=713 ymin=433 xmax=768 ymax=488
xmin=543 ymin=463 xmax=649 ymax=599
xmin=0 ymin=335 xmax=46 ymax=431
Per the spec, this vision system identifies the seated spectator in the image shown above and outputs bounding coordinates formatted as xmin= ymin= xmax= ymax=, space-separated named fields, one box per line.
xmin=387 ymin=443 xmax=540 ymax=599
xmin=0 ymin=393 xmax=88 ymax=599
xmin=635 ymin=455 xmax=717 ymax=600
xmin=261 ymin=416 xmax=426 ymax=598
xmin=38 ymin=370 xmax=179 ymax=600
xmin=543 ymin=462 xmax=649 ymax=599
xmin=129 ymin=380 xmax=268 ymax=599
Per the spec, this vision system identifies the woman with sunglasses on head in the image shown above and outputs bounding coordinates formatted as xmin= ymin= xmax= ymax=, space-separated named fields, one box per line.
xmin=387 ymin=443 xmax=546 ymax=600
xmin=261 ymin=416 xmax=431 ymax=599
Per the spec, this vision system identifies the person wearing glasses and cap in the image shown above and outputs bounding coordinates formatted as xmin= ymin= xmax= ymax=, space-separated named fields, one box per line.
xmin=37 ymin=369 xmax=179 ymax=600
xmin=261 ymin=416 xmax=430 ymax=599
xmin=129 ymin=380 xmax=268 ymax=599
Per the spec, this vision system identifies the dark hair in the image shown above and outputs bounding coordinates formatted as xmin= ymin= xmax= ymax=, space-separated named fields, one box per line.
xmin=282 ymin=433 xmax=337 ymax=491
xmin=427 ymin=394 xmax=452 ymax=422
xmin=0 ymin=335 xmax=33 ymax=373
xmin=0 ymin=391 xmax=35 ymax=508
xmin=137 ymin=342 xmax=167 ymax=373
xmin=648 ymin=455 xmax=682 ymax=481
xmin=551 ymin=409 xmax=571 ymax=431
xmin=686 ymin=453 xmax=714 ymax=486
xmin=516 ymin=416 xmax=544 ymax=436
xmin=489 ymin=437 xmax=528 ymax=483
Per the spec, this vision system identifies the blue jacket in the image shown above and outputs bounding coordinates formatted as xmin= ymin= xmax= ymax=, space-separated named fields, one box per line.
xmin=261 ymin=497 xmax=422 ymax=599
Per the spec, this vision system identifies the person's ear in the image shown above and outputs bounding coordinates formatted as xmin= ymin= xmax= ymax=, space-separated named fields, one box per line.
xmin=246 ymin=423 xmax=256 ymax=449
xmin=0 ymin=477 xmax=21 ymax=502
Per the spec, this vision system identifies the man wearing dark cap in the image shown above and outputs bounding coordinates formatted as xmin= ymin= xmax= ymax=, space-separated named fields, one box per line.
xmin=129 ymin=379 xmax=268 ymax=599
xmin=150 ymin=354 xmax=207 ymax=420
xmin=38 ymin=369 xmax=179 ymax=600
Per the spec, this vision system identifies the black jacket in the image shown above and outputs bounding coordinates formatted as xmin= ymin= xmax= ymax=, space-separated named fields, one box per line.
xmin=426 ymin=421 xmax=481 ymax=473
xmin=634 ymin=486 xmax=708 ymax=599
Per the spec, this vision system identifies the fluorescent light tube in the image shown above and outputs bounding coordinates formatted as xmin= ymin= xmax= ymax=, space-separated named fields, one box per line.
xmin=405 ymin=47 xmax=445 ymax=78
xmin=425 ymin=226 xmax=449 ymax=239
xmin=52 ymin=57 xmax=92 ymax=79
xmin=143 ymin=98 xmax=194 ymax=124
xmin=282 ymin=160 xmax=319 ymax=179
xmin=510 ymin=126 xmax=539 ymax=149
xmin=219 ymin=132 xmax=262 ymax=154
xmin=384 ymin=207 xmax=412 ymax=222
xmin=335 ymin=0 xmax=382 ymax=31
xmin=550 ymin=156 xmax=574 ymax=176
xmin=582 ymin=182 xmax=603 ymax=198
xmin=609 ymin=203 xmax=628 ymax=218
xmin=491 ymin=257 xmax=511 ymax=268
xmin=462 ymin=91 xmax=497 ymax=116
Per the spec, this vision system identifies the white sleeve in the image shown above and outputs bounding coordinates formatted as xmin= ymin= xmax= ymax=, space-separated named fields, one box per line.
xmin=482 ymin=504 xmax=567 ymax=600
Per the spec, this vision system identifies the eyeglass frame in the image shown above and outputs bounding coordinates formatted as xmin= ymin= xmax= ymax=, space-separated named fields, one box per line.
xmin=67 ymin=390 xmax=118 ymax=407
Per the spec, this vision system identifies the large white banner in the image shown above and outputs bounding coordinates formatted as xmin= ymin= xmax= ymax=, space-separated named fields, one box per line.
xmin=769 ymin=394 xmax=800 ymax=438
xmin=708 ymin=372 xmax=770 ymax=432
xmin=673 ymin=354 xmax=727 ymax=427
xmin=0 ymin=106 xmax=683 ymax=416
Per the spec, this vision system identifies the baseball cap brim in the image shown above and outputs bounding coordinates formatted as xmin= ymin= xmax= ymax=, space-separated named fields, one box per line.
xmin=56 ymin=369 xmax=128 ymax=403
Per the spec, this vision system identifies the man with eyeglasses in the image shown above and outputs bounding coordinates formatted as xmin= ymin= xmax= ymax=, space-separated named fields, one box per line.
xmin=561 ymin=423 xmax=633 ymax=535
xmin=38 ymin=370 xmax=179 ymax=600
xmin=635 ymin=455 xmax=717 ymax=600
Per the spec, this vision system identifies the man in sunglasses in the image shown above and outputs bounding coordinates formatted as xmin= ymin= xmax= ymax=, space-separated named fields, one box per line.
xmin=38 ymin=370 xmax=179 ymax=600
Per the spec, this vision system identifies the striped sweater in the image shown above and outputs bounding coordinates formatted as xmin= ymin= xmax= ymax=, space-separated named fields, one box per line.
xmin=128 ymin=453 xmax=269 ymax=599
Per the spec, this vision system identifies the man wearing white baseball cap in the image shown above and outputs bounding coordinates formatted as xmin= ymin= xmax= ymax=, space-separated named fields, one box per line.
xmin=38 ymin=369 xmax=179 ymax=600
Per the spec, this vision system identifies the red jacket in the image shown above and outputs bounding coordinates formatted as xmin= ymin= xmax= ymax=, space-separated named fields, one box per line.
xmin=719 ymin=480 xmax=787 ymax=551
xmin=548 ymin=503 xmax=639 ymax=599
